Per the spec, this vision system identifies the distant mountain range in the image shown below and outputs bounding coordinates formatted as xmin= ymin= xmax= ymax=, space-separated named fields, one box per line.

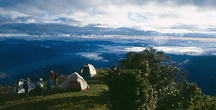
xmin=0 ymin=23 xmax=157 ymax=36
xmin=1 ymin=23 xmax=216 ymax=38
xmin=0 ymin=38 xmax=215 ymax=96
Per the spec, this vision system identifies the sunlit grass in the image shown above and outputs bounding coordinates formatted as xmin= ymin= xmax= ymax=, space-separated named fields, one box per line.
xmin=0 ymin=69 xmax=109 ymax=110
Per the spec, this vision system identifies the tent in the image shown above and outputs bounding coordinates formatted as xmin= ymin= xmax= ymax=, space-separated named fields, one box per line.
xmin=60 ymin=72 xmax=89 ymax=91
xmin=12 ymin=79 xmax=36 ymax=94
xmin=79 ymin=64 xmax=97 ymax=79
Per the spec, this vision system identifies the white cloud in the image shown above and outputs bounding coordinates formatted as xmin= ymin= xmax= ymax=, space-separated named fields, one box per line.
xmin=59 ymin=2 xmax=216 ymax=33
xmin=98 ymin=45 xmax=146 ymax=54
xmin=101 ymin=46 xmax=145 ymax=52
xmin=123 ymin=47 xmax=146 ymax=52
xmin=154 ymin=46 xmax=204 ymax=56
xmin=179 ymin=59 xmax=190 ymax=66
xmin=76 ymin=52 xmax=108 ymax=62
xmin=40 ymin=45 xmax=50 ymax=48
xmin=153 ymin=34 xmax=169 ymax=45
xmin=1 ymin=0 xmax=216 ymax=34
xmin=105 ymin=45 xmax=215 ymax=56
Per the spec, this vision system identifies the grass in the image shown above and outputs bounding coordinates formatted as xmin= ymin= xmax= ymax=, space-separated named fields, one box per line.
xmin=0 ymin=69 xmax=110 ymax=110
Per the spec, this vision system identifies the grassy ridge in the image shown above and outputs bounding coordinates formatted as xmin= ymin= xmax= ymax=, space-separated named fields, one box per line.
xmin=0 ymin=69 xmax=109 ymax=110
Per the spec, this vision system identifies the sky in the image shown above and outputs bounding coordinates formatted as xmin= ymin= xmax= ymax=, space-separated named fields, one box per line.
xmin=1 ymin=0 xmax=216 ymax=35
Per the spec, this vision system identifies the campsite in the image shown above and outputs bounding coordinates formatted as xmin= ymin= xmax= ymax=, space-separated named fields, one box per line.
xmin=0 ymin=65 xmax=109 ymax=110
xmin=1 ymin=48 xmax=216 ymax=110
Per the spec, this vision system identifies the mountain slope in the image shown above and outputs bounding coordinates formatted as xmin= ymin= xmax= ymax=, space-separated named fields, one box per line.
xmin=183 ymin=56 xmax=216 ymax=96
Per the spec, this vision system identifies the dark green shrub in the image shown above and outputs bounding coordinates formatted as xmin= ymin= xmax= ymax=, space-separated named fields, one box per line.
xmin=106 ymin=69 xmax=156 ymax=110
xmin=106 ymin=47 xmax=216 ymax=110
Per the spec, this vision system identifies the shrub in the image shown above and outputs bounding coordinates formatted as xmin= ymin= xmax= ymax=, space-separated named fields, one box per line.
xmin=106 ymin=69 xmax=155 ymax=110
xmin=106 ymin=47 xmax=216 ymax=110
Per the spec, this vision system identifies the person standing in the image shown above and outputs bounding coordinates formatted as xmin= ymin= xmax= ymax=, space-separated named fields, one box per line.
xmin=54 ymin=72 xmax=58 ymax=87
xmin=23 ymin=77 xmax=30 ymax=97
xmin=37 ymin=78 xmax=44 ymax=96
xmin=47 ymin=76 xmax=53 ymax=95
xmin=50 ymin=70 xmax=54 ymax=79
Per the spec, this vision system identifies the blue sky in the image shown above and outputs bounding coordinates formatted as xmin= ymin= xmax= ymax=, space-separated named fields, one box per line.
xmin=1 ymin=0 xmax=216 ymax=34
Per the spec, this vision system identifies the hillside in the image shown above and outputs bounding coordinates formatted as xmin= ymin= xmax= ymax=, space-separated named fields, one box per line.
xmin=182 ymin=56 xmax=216 ymax=96
xmin=1 ymin=63 xmax=216 ymax=109
xmin=0 ymin=69 xmax=109 ymax=110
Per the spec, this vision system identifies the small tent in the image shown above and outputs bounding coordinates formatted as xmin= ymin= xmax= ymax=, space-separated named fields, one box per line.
xmin=60 ymin=72 xmax=89 ymax=91
xmin=12 ymin=79 xmax=36 ymax=94
xmin=79 ymin=64 xmax=97 ymax=79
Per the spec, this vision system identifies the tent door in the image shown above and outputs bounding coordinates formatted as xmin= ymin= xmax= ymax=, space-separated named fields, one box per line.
xmin=67 ymin=81 xmax=81 ymax=91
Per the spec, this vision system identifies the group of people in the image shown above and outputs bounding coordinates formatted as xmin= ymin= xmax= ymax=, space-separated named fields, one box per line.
xmin=23 ymin=70 xmax=58 ymax=97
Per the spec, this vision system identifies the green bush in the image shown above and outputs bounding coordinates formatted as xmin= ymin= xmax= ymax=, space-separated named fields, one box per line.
xmin=106 ymin=47 xmax=216 ymax=110
xmin=106 ymin=69 xmax=154 ymax=110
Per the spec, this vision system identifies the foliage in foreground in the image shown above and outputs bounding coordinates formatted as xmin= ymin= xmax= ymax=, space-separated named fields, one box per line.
xmin=106 ymin=47 xmax=216 ymax=110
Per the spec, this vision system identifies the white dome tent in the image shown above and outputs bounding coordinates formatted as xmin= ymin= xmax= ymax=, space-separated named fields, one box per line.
xmin=79 ymin=64 xmax=97 ymax=79
xmin=12 ymin=79 xmax=36 ymax=94
xmin=60 ymin=72 xmax=89 ymax=91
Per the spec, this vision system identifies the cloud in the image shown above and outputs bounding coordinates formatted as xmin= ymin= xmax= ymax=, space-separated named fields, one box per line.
xmin=76 ymin=52 xmax=108 ymax=62
xmin=0 ymin=72 xmax=7 ymax=79
xmin=153 ymin=34 xmax=169 ymax=45
xmin=98 ymin=45 xmax=144 ymax=54
xmin=1 ymin=0 xmax=216 ymax=34
xmin=154 ymin=46 xmax=205 ymax=56
xmin=103 ymin=45 xmax=214 ymax=56
xmin=101 ymin=46 xmax=145 ymax=53
xmin=122 ymin=47 xmax=146 ymax=52
xmin=179 ymin=59 xmax=190 ymax=66
xmin=173 ymin=0 xmax=216 ymax=7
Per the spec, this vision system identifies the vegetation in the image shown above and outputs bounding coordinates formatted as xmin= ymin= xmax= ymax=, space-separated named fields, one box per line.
xmin=106 ymin=47 xmax=216 ymax=110
xmin=0 ymin=71 xmax=109 ymax=110
xmin=1 ymin=47 xmax=216 ymax=110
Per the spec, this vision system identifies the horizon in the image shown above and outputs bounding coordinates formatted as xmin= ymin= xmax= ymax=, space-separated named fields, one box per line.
xmin=0 ymin=0 xmax=216 ymax=56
